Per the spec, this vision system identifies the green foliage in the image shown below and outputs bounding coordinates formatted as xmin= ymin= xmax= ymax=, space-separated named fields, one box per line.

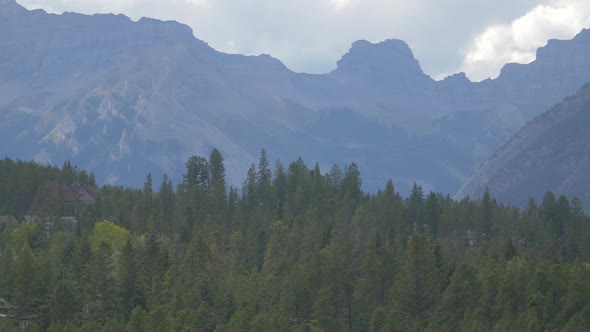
xmin=391 ymin=234 xmax=439 ymax=330
xmin=431 ymin=264 xmax=481 ymax=331
xmin=0 ymin=155 xmax=589 ymax=331
xmin=90 ymin=220 xmax=129 ymax=253
xmin=13 ymin=244 xmax=37 ymax=317
xmin=125 ymin=307 xmax=147 ymax=332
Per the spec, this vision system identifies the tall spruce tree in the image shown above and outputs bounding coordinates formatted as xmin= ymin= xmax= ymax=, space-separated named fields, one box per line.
xmin=209 ymin=148 xmax=227 ymax=215
xmin=257 ymin=149 xmax=273 ymax=208
xmin=391 ymin=234 xmax=439 ymax=329
xmin=480 ymin=187 xmax=493 ymax=237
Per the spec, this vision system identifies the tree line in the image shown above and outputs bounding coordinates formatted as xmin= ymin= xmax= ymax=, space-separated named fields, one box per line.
xmin=0 ymin=150 xmax=589 ymax=331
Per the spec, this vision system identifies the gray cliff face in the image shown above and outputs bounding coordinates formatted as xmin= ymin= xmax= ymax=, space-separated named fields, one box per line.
xmin=332 ymin=39 xmax=432 ymax=86
xmin=491 ymin=30 xmax=590 ymax=107
xmin=0 ymin=4 xmax=206 ymax=84
xmin=2 ymin=2 xmax=590 ymax=196
xmin=457 ymin=84 xmax=590 ymax=209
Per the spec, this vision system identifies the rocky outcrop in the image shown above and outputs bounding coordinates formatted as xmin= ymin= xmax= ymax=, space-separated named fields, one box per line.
xmin=332 ymin=39 xmax=432 ymax=85
xmin=457 ymin=84 xmax=590 ymax=209
xmin=492 ymin=29 xmax=590 ymax=105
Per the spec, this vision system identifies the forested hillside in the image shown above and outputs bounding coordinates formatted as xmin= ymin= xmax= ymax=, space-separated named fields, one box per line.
xmin=1 ymin=151 xmax=589 ymax=331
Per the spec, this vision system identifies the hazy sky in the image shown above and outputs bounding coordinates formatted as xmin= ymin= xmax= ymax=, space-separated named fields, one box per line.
xmin=18 ymin=0 xmax=590 ymax=81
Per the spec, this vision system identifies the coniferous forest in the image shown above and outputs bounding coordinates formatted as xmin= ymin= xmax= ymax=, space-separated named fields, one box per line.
xmin=1 ymin=150 xmax=590 ymax=332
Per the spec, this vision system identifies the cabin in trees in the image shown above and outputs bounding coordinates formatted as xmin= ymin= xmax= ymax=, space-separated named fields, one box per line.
xmin=39 ymin=181 xmax=103 ymax=206
xmin=31 ymin=181 xmax=103 ymax=215
xmin=24 ymin=181 xmax=103 ymax=230
xmin=71 ymin=183 xmax=103 ymax=204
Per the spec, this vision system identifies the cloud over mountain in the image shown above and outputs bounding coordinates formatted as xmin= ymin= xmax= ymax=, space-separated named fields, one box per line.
xmin=462 ymin=0 xmax=590 ymax=81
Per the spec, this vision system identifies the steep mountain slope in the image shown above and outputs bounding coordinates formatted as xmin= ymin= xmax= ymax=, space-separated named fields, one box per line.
xmin=0 ymin=0 xmax=306 ymax=186
xmin=458 ymin=83 xmax=590 ymax=208
xmin=2 ymin=0 xmax=590 ymax=193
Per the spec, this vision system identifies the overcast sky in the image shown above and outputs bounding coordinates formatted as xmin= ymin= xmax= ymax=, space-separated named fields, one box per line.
xmin=18 ymin=0 xmax=590 ymax=81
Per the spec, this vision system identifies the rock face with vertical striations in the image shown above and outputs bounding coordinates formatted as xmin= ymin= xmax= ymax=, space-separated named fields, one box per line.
xmin=2 ymin=0 xmax=590 ymax=196
xmin=457 ymin=83 xmax=590 ymax=209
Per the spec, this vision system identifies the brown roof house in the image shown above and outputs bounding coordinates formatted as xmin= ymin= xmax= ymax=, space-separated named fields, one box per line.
xmin=32 ymin=181 xmax=103 ymax=213
xmin=71 ymin=183 xmax=103 ymax=204
xmin=28 ymin=181 xmax=103 ymax=230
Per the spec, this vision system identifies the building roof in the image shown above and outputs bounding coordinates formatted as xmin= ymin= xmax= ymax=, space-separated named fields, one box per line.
xmin=38 ymin=181 xmax=103 ymax=206
xmin=71 ymin=183 xmax=103 ymax=204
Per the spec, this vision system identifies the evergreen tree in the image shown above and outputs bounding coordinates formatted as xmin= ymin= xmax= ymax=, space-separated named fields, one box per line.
xmin=255 ymin=231 xmax=267 ymax=272
xmin=407 ymin=183 xmax=424 ymax=233
xmin=273 ymin=160 xmax=287 ymax=219
xmin=243 ymin=164 xmax=258 ymax=208
xmin=541 ymin=191 xmax=558 ymax=236
xmin=431 ymin=264 xmax=481 ymax=331
xmin=157 ymin=174 xmax=175 ymax=231
xmin=480 ymin=187 xmax=493 ymax=237
xmin=86 ymin=241 xmax=117 ymax=323
xmin=425 ymin=192 xmax=441 ymax=239
xmin=391 ymin=234 xmax=439 ymax=329
xmin=209 ymin=148 xmax=227 ymax=214
xmin=117 ymin=240 xmax=143 ymax=320
xmin=257 ymin=149 xmax=273 ymax=207
xmin=141 ymin=233 xmax=170 ymax=292
xmin=342 ymin=163 xmax=362 ymax=202
xmin=13 ymin=244 xmax=36 ymax=318
xmin=183 ymin=156 xmax=209 ymax=191
xmin=143 ymin=173 xmax=153 ymax=195
xmin=60 ymin=161 xmax=76 ymax=184
xmin=48 ymin=274 xmax=80 ymax=325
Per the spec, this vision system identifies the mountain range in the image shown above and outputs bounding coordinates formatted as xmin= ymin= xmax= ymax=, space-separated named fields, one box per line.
xmin=2 ymin=0 xmax=590 ymax=195
xmin=458 ymin=83 xmax=590 ymax=209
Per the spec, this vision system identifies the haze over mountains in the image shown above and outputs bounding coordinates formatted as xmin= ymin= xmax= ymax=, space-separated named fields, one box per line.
xmin=1 ymin=0 xmax=590 ymax=195
xmin=458 ymin=83 xmax=590 ymax=209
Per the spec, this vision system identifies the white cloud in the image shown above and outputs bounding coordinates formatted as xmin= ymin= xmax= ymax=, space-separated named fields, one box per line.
xmin=184 ymin=0 xmax=208 ymax=6
xmin=329 ymin=0 xmax=353 ymax=10
xmin=225 ymin=40 xmax=236 ymax=51
xmin=461 ymin=0 xmax=590 ymax=81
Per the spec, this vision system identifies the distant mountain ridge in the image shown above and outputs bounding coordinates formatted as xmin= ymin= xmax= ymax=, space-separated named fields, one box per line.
xmin=457 ymin=83 xmax=590 ymax=209
xmin=2 ymin=0 xmax=590 ymax=194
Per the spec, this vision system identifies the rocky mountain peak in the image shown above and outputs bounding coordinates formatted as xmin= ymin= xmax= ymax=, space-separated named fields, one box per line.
xmin=441 ymin=72 xmax=471 ymax=84
xmin=536 ymin=28 xmax=590 ymax=58
xmin=333 ymin=39 xmax=429 ymax=82
xmin=135 ymin=17 xmax=196 ymax=42
xmin=496 ymin=29 xmax=590 ymax=92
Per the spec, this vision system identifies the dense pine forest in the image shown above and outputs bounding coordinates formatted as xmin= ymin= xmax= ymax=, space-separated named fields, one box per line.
xmin=0 ymin=151 xmax=589 ymax=331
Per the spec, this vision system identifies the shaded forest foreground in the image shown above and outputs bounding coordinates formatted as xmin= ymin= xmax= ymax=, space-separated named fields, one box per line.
xmin=0 ymin=150 xmax=589 ymax=331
